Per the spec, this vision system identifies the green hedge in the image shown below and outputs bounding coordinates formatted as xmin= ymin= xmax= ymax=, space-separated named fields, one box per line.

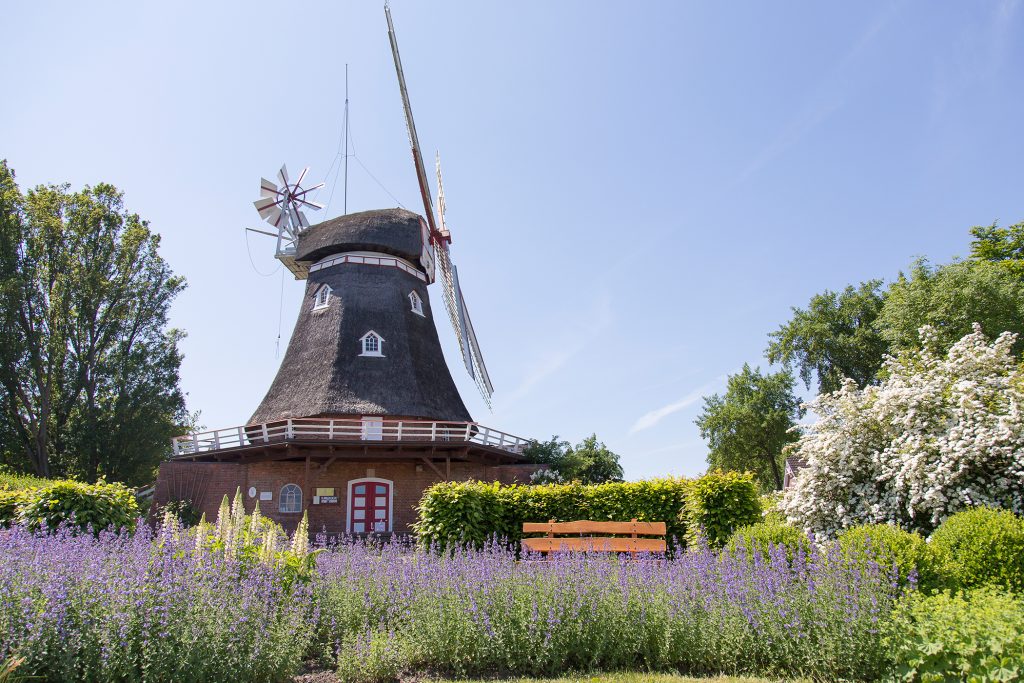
xmin=838 ymin=523 xmax=945 ymax=592
xmin=682 ymin=470 xmax=761 ymax=548
xmin=725 ymin=518 xmax=811 ymax=562
xmin=414 ymin=478 xmax=692 ymax=551
xmin=929 ymin=506 xmax=1024 ymax=592
xmin=16 ymin=480 xmax=139 ymax=534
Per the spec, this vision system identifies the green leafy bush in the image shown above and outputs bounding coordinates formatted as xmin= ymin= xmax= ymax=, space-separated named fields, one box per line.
xmin=838 ymin=523 xmax=946 ymax=592
xmin=726 ymin=518 xmax=810 ymax=562
xmin=889 ymin=588 xmax=1024 ymax=682
xmin=0 ymin=469 xmax=51 ymax=491
xmin=929 ymin=506 xmax=1024 ymax=592
xmin=18 ymin=480 xmax=139 ymax=534
xmin=0 ymin=490 xmax=28 ymax=528
xmin=682 ymin=470 xmax=761 ymax=548
xmin=414 ymin=478 xmax=691 ymax=551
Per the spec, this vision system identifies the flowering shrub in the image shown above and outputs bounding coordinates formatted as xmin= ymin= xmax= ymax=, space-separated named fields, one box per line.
xmin=315 ymin=538 xmax=900 ymax=681
xmin=0 ymin=497 xmax=315 ymax=681
xmin=782 ymin=324 xmax=1024 ymax=537
xmin=888 ymin=588 xmax=1024 ymax=682
xmin=929 ymin=506 xmax=1024 ymax=592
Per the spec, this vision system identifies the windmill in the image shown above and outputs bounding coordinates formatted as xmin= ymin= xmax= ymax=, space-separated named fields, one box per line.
xmin=252 ymin=165 xmax=325 ymax=278
xmin=385 ymin=3 xmax=494 ymax=407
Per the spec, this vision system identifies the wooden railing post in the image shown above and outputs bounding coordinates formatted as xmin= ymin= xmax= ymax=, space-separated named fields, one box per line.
xmin=287 ymin=418 xmax=293 ymax=439
xmin=397 ymin=421 xmax=403 ymax=440
xmin=261 ymin=423 xmax=269 ymax=443
xmin=213 ymin=432 xmax=220 ymax=450
xmin=192 ymin=433 xmax=199 ymax=453
xmin=237 ymin=426 xmax=245 ymax=447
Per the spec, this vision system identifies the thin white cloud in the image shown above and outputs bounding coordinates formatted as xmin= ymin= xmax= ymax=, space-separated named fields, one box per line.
xmin=501 ymin=290 xmax=613 ymax=406
xmin=735 ymin=2 xmax=900 ymax=185
xmin=629 ymin=374 xmax=727 ymax=434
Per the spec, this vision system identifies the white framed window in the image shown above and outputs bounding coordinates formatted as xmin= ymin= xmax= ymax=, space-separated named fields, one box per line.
xmin=313 ymin=285 xmax=332 ymax=310
xmin=359 ymin=330 xmax=385 ymax=357
xmin=279 ymin=483 xmax=302 ymax=513
xmin=408 ymin=290 xmax=424 ymax=316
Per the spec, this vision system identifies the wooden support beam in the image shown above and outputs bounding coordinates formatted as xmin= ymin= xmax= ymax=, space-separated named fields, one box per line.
xmin=319 ymin=456 xmax=337 ymax=473
xmin=445 ymin=456 xmax=451 ymax=480
xmin=420 ymin=457 xmax=446 ymax=481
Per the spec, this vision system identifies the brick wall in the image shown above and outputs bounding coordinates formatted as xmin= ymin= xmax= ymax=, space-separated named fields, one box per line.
xmin=153 ymin=457 xmax=540 ymax=534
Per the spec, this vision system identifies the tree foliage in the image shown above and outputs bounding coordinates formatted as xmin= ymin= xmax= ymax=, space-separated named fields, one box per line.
xmin=970 ymin=220 xmax=1024 ymax=278
xmin=521 ymin=434 xmax=623 ymax=484
xmin=765 ymin=281 xmax=887 ymax=394
xmin=781 ymin=325 xmax=1024 ymax=537
xmin=694 ymin=364 xmax=803 ymax=491
xmin=0 ymin=161 xmax=187 ymax=483
xmin=877 ymin=259 xmax=1024 ymax=358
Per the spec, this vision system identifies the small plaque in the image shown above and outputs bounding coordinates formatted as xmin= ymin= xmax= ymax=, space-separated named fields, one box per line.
xmin=259 ymin=491 xmax=272 ymax=501
xmin=316 ymin=487 xmax=335 ymax=497
xmin=316 ymin=495 xmax=339 ymax=505
xmin=247 ymin=487 xmax=257 ymax=499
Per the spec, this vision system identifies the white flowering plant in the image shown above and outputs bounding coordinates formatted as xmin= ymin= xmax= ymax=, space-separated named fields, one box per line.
xmin=782 ymin=324 xmax=1024 ymax=538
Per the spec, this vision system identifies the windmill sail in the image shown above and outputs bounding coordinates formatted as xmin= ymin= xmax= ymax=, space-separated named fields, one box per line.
xmin=385 ymin=4 xmax=494 ymax=407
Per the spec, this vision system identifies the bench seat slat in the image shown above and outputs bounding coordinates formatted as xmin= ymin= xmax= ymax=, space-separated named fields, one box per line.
xmin=521 ymin=520 xmax=667 ymax=535
xmin=522 ymin=537 xmax=667 ymax=553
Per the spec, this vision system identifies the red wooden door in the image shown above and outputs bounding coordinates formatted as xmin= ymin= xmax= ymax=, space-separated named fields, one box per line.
xmin=349 ymin=480 xmax=391 ymax=533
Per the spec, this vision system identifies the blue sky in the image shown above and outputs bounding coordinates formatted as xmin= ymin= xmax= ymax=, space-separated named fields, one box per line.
xmin=2 ymin=1 xmax=1022 ymax=479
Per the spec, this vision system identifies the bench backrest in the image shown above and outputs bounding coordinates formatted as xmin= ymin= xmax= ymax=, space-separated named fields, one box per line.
xmin=522 ymin=519 xmax=667 ymax=554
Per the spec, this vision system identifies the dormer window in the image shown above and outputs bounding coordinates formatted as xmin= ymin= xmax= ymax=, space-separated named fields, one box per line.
xmin=313 ymin=285 xmax=332 ymax=310
xmin=359 ymin=331 xmax=385 ymax=357
xmin=409 ymin=290 xmax=424 ymax=316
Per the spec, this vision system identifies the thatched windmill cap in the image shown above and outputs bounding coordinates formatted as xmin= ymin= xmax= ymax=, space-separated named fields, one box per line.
xmin=296 ymin=208 xmax=425 ymax=266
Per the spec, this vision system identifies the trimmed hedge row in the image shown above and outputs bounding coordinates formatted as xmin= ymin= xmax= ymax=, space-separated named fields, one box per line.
xmin=0 ymin=479 xmax=139 ymax=533
xmin=414 ymin=471 xmax=763 ymax=552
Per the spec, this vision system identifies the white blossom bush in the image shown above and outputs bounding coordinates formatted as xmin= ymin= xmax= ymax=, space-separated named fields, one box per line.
xmin=782 ymin=324 xmax=1024 ymax=538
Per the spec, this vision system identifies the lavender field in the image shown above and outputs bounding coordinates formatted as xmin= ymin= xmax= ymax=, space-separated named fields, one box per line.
xmin=0 ymin=511 xmax=903 ymax=683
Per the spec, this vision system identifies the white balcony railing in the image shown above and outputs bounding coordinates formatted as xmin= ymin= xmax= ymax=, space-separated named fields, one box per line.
xmin=171 ymin=417 xmax=529 ymax=457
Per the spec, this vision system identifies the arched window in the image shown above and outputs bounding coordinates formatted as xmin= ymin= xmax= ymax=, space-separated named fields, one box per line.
xmin=359 ymin=331 xmax=385 ymax=357
xmin=313 ymin=285 xmax=331 ymax=310
xmin=279 ymin=483 xmax=302 ymax=513
xmin=408 ymin=290 xmax=424 ymax=316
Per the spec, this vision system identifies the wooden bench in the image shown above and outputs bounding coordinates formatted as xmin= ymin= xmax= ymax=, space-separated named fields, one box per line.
xmin=521 ymin=519 xmax=667 ymax=554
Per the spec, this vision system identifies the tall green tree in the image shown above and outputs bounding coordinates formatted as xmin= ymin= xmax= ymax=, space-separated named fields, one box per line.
xmin=970 ymin=221 xmax=1024 ymax=278
xmin=560 ymin=434 xmax=624 ymax=484
xmin=522 ymin=434 xmax=623 ymax=484
xmin=877 ymin=259 xmax=1024 ymax=357
xmin=765 ymin=281 xmax=887 ymax=394
xmin=0 ymin=161 xmax=187 ymax=483
xmin=695 ymin=364 xmax=803 ymax=491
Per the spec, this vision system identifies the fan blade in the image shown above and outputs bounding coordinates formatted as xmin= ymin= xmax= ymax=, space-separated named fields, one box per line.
xmin=278 ymin=164 xmax=290 ymax=189
xmin=254 ymin=196 xmax=280 ymax=220
xmin=259 ymin=177 xmax=279 ymax=198
xmin=463 ymin=302 xmax=495 ymax=403
xmin=296 ymin=209 xmax=310 ymax=230
xmin=294 ymin=166 xmax=309 ymax=188
xmin=451 ymin=265 xmax=474 ymax=377
xmin=386 ymin=4 xmax=439 ymax=238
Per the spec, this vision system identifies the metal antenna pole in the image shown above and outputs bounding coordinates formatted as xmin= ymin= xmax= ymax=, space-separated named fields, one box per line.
xmin=344 ymin=64 xmax=349 ymax=215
